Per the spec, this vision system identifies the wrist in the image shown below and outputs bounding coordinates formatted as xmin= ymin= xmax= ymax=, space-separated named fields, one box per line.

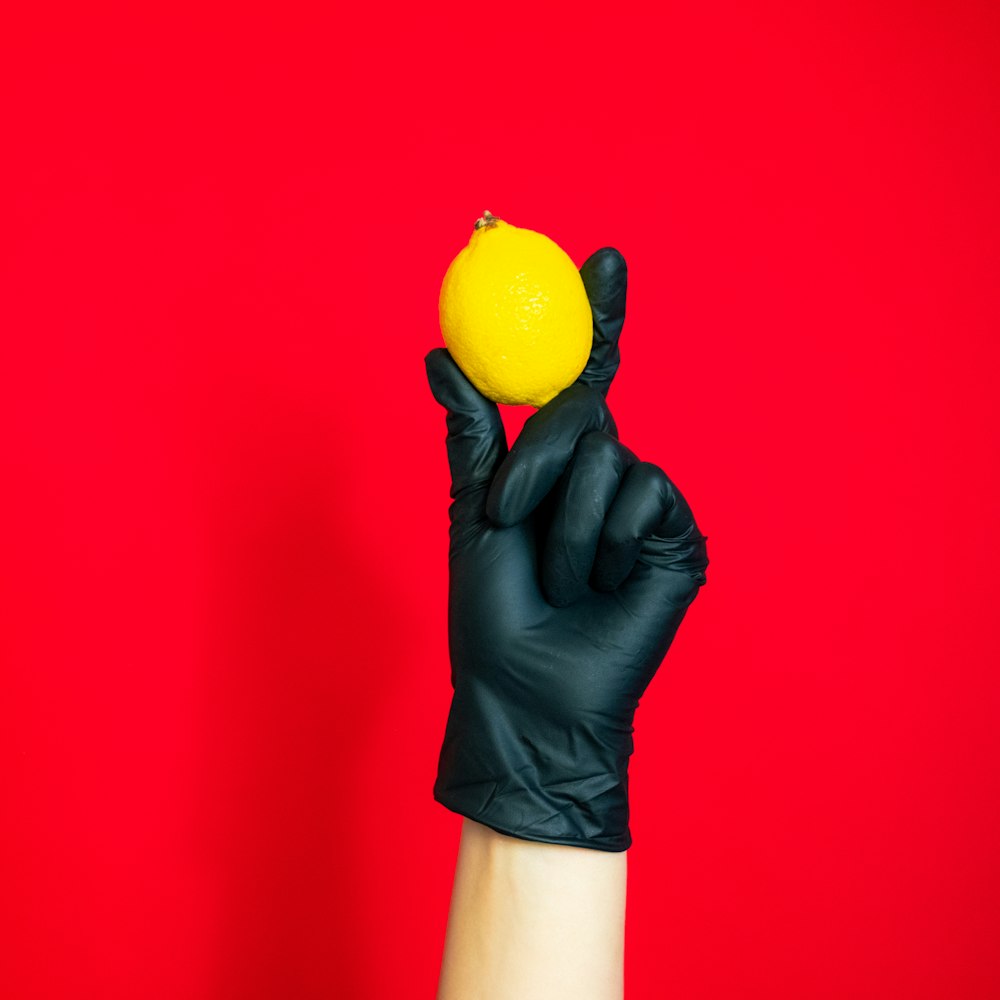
xmin=437 ymin=819 xmax=626 ymax=1000
xmin=464 ymin=816 xmax=628 ymax=882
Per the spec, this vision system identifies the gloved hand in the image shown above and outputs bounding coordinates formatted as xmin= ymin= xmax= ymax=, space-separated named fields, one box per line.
xmin=426 ymin=248 xmax=709 ymax=852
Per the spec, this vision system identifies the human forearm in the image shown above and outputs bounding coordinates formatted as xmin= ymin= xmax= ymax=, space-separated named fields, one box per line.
xmin=437 ymin=818 xmax=626 ymax=1000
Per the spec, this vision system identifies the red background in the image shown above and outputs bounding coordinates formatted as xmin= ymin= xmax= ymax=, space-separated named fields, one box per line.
xmin=3 ymin=4 xmax=999 ymax=998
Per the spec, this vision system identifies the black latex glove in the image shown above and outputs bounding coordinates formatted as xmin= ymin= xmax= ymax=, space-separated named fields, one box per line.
xmin=426 ymin=248 xmax=709 ymax=852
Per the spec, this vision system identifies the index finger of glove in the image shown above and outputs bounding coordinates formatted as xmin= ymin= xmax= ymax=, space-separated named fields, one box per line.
xmin=578 ymin=247 xmax=627 ymax=397
xmin=425 ymin=348 xmax=508 ymax=501
xmin=486 ymin=383 xmax=617 ymax=527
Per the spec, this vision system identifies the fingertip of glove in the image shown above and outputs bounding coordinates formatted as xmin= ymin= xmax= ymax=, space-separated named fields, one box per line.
xmin=424 ymin=346 xmax=449 ymax=376
xmin=581 ymin=247 xmax=628 ymax=293
xmin=485 ymin=464 xmax=526 ymax=529
xmin=425 ymin=347 xmax=461 ymax=404
xmin=484 ymin=484 xmax=512 ymax=528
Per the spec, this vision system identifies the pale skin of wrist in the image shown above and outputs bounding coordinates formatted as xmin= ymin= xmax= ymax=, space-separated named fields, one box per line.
xmin=436 ymin=818 xmax=627 ymax=1000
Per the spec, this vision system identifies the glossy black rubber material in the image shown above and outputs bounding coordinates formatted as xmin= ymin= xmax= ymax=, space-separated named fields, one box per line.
xmin=426 ymin=248 xmax=709 ymax=851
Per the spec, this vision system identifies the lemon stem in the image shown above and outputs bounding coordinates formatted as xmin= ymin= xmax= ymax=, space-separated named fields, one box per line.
xmin=474 ymin=210 xmax=499 ymax=231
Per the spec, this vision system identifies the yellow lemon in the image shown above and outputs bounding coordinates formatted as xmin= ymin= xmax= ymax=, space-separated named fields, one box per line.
xmin=439 ymin=211 xmax=592 ymax=407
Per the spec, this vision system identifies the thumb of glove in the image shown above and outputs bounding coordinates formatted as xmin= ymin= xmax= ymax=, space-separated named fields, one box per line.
xmin=425 ymin=348 xmax=508 ymax=530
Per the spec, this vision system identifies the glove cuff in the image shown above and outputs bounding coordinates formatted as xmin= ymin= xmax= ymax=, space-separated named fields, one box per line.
xmin=433 ymin=697 xmax=633 ymax=852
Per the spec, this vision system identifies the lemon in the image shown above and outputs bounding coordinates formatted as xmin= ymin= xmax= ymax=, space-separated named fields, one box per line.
xmin=439 ymin=211 xmax=592 ymax=407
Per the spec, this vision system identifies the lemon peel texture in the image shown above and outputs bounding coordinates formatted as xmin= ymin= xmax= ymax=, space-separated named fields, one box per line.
xmin=439 ymin=211 xmax=592 ymax=407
